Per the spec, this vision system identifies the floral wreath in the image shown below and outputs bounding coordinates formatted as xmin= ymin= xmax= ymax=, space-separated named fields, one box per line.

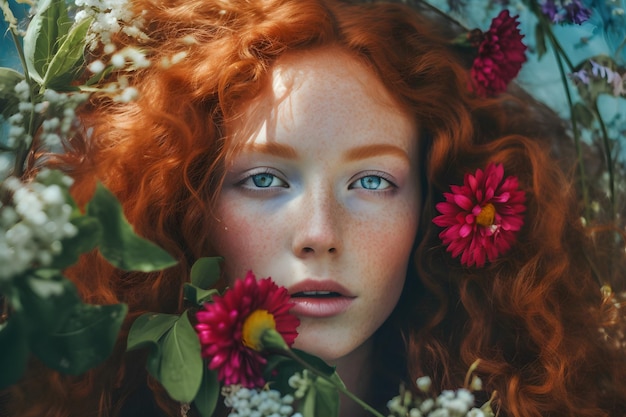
xmin=1 ymin=0 xmax=625 ymax=416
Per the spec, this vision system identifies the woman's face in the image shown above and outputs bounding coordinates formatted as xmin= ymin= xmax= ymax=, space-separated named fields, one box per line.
xmin=213 ymin=49 xmax=421 ymax=363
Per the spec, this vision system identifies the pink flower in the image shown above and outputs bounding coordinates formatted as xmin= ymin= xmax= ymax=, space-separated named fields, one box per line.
xmin=470 ymin=10 xmax=527 ymax=97
xmin=433 ymin=163 xmax=526 ymax=267
xmin=195 ymin=271 xmax=300 ymax=387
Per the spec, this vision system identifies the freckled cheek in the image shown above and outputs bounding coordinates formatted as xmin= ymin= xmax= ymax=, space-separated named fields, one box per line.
xmin=349 ymin=207 xmax=418 ymax=289
xmin=213 ymin=201 xmax=285 ymax=281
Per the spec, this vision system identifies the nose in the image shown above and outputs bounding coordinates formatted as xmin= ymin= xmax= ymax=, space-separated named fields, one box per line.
xmin=292 ymin=186 xmax=342 ymax=258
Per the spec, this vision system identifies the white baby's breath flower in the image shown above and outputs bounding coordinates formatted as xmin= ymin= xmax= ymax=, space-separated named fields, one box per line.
xmin=469 ymin=375 xmax=483 ymax=392
xmin=467 ymin=408 xmax=486 ymax=417
xmin=88 ymin=60 xmax=106 ymax=73
xmin=221 ymin=385 xmax=296 ymax=417
xmin=416 ymin=376 xmax=432 ymax=393
xmin=288 ymin=370 xmax=313 ymax=399
xmin=111 ymin=53 xmax=126 ymax=68
xmin=0 ymin=173 xmax=77 ymax=282
xmin=104 ymin=43 xmax=117 ymax=54
xmin=114 ymin=86 xmax=139 ymax=103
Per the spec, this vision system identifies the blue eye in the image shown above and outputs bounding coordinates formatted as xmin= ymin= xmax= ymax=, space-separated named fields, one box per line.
xmin=351 ymin=174 xmax=393 ymax=190
xmin=360 ymin=176 xmax=382 ymax=189
xmin=242 ymin=172 xmax=287 ymax=189
xmin=252 ymin=173 xmax=276 ymax=188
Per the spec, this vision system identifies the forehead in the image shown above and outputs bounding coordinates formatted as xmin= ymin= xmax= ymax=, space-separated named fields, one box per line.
xmin=225 ymin=48 xmax=417 ymax=156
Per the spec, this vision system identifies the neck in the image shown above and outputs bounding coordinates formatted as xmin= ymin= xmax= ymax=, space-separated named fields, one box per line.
xmin=331 ymin=339 xmax=375 ymax=417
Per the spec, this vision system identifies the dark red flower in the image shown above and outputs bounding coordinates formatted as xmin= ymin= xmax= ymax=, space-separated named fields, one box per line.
xmin=195 ymin=271 xmax=300 ymax=387
xmin=470 ymin=10 xmax=527 ymax=97
xmin=433 ymin=163 xmax=526 ymax=267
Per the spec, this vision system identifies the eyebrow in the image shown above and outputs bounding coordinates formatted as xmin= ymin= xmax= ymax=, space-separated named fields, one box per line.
xmin=241 ymin=142 xmax=409 ymax=163
xmin=343 ymin=144 xmax=410 ymax=163
xmin=242 ymin=142 xmax=298 ymax=159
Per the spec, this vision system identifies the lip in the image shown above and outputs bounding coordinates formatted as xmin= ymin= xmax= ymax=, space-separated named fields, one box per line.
xmin=288 ymin=279 xmax=355 ymax=318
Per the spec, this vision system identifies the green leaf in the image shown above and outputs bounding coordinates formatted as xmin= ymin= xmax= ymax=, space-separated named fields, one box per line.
xmin=301 ymin=383 xmax=317 ymax=417
xmin=183 ymin=283 xmax=218 ymax=306
xmin=127 ymin=313 xmax=179 ymax=352
xmin=87 ymin=182 xmax=177 ymax=272
xmin=193 ymin=366 xmax=219 ymax=417
xmin=190 ymin=257 xmax=223 ymax=289
xmin=534 ymin=22 xmax=547 ymax=58
xmin=313 ymin=375 xmax=340 ymax=417
xmin=17 ymin=272 xmax=81 ymax=332
xmin=0 ymin=313 xmax=30 ymax=389
xmin=0 ymin=67 xmax=24 ymax=119
xmin=43 ymin=16 xmax=92 ymax=90
xmin=572 ymin=102 xmax=596 ymax=129
xmin=50 ymin=215 xmax=102 ymax=270
xmin=32 ymin=302 xmax=128 ymax=375
xmin=291 ymin=349 xmax=336 ymax=377
xmin=22 ymin=0 xmax=72 ymax=83
xmin=158 ymin=311 xmax=203 ymax=403
xmin=264 ymin=349 xmax=337 ymax=395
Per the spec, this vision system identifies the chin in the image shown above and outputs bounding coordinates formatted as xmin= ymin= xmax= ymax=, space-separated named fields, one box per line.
xmin=292 ymin=333 xmax=352 ymax=364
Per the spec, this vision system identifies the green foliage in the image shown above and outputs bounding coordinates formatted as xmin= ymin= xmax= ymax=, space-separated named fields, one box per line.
xmin=194 ymin=365 xmax=220 ymax=417
xmin=22 ymin=0 xmax=73 ymax=84
xmin=190 ymin=256 xmax=223 ymax=289
xmin=0 ymin=67 xmax=24 ymax=120
xmin=264 ymin=349 xmax=341 ymax=417
xmin=87 ymin=183 xmax=177 ymax=272
xmin=128 ymin=258 xmax=224 ymax=413
xmin=0 ymin=271 xmax=127 ymax=388
xmin=43 ymin=16 xmax=93 ymax=90
xmin=127 ymin=310 xmax=210 ymax=405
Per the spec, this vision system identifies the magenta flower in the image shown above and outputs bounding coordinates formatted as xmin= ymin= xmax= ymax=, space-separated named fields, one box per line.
xmin=470 ymin=10 xmax=527 ymax=97
xmin=433 ymin=163 xmax=526 ymax=267
xmin=195 ymin=271 xmax=300 ymax=388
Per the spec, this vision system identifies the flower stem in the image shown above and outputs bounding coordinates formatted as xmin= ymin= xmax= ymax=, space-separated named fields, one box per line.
xmin=9 ymin=25 xmax=37 ymax=178
xmin=283 ymin=348 xmax=385 ymax=417
xmin=592 ymin=100 xmax=616 ymax=221
xmin=539 ymin=15 xmax=590 ymax=222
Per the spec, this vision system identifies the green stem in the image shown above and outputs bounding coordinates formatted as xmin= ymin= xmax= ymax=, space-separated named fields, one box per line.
xmin=527 ymin=1 xmax=574 ymax=70
xmin=592 ymin=100 xmax=616 ymax=221
xmin=284 ymin=349 xmax=385 ymax=417
xmin=543 ymin=23 xmax=590 ymax=222
xmin=8 ymin=21 xmax=37 ymax=178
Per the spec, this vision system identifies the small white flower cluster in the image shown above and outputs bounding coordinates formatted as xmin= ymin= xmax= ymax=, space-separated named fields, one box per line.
xmin=4 ymin=82 xmax=88 ymax=161
xmin=73 ymin=0 xmax=151 ymax=102
xmin=39 ymin=89 xmax=89 ymax=150
xmin=221 ymin=385 xmax=303 ymax=417
xmin=0 ymin=173 xmax=77 ymax=281
xmin=74 ymin=0 xmax=149 ymax=51
xmin=287 ymin=370 xmax=313 ymax=399
xmin=6 ymin=80 xmax=33 ymax=149
xmin=387 ymin=377 xmax=490 ymax=417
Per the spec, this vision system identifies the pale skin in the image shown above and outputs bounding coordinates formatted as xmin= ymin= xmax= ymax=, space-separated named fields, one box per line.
xmin=213 ymin=48 xmax=421 ymax=416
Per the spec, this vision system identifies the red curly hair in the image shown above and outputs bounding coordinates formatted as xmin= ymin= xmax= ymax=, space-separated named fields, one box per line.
xmin=4 ymin=0 xmax=626 ymax=416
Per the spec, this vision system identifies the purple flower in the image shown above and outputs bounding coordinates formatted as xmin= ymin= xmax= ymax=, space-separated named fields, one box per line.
xmin=540 ymin=0 xmax=592 ymax=25
xmin=541 ymin=0 xmax=564 ymax=23
xmin=564 ymin=0 xmax=592 ymax=24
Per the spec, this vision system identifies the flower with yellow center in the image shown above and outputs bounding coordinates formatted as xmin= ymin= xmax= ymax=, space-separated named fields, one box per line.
xmin=195 ymin=273 xmax=299 ymax=387
xmin=243 ymin=309 xmax=290 ymax=352
xmin=476 ymin=203 xmax=496 ymax=227
xmin=242 ymin=309 xmax=276 ymax=351
xmin=433 ymin=163 xmax=525 ymax=267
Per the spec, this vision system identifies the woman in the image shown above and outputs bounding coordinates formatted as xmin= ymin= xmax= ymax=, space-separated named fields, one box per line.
xmin=5 ymin=0 xmax=626 ymax=416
